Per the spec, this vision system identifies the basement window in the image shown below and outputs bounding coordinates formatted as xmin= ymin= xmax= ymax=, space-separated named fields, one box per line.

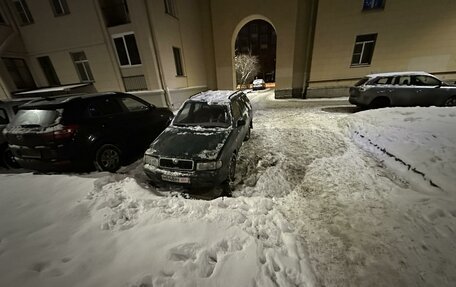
xmin=363 ymin=0 xmax=385 ymax=10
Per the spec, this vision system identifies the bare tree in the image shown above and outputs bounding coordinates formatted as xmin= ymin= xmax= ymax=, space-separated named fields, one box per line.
xmin=234 ymin=53 xmax=259 ymax=89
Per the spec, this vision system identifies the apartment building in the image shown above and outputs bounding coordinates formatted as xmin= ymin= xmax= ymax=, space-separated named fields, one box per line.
xmin=0 ymin=0 xmax=214 ymax=108
xmin=1 ymin=0 xmax=455 ymax=102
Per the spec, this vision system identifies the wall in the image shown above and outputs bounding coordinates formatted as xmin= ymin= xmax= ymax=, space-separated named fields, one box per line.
xmin=309 ymin=0 xmax=456 ymax=97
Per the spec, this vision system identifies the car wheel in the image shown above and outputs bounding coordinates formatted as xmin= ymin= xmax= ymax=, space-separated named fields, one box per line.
xmin=228 ymin=153 xmax=237 ymax=182
xmin=94 ymin=144 xmax=121 ymax=172
xmin=244 ymin=127 xmax=251 ymax=141
xmin=369 ymin=97 xmax=390 ymax=109
xmin=1 ymin=146 xmax=20 ymax=169
xmin=444 ymin=96 xmax=456 ymax=107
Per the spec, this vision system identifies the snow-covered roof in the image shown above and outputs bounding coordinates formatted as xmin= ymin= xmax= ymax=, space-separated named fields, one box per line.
xmin=190 ymin=90 xmax=239 ymax=104
xmin=366 ymin=71 xmax=433 ymax=78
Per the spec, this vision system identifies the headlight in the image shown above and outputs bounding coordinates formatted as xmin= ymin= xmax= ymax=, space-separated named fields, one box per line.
xmin=144 ymin=155 xmax=159 ymax=167
xmin=196 ymin=161 xmax=222 ymax=171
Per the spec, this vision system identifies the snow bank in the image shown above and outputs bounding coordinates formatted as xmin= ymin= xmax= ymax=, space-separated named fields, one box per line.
xmin=0 ymin=172 xmax=317 ymax=287
xmin=345 ymin=107 xmax=456 ymax=193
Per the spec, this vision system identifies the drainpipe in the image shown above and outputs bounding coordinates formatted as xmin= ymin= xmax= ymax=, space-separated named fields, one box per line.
xmin=143 ymin=0 xmax=172 ymax=108
xmin=303 ymin=0 xmax=319 ymax=98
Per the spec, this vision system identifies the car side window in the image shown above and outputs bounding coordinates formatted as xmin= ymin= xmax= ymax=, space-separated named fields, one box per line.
xmin=0 ymin=108 xmax=8 ymax=124
xmin=120 ymin=96 xmax=149 ymax=112
xmin=86 ymin=98 xmax=124 ymax=117
xmin=231 ymin=101 xmax=242 ymax=121
xmin=413 ymin=75 xmax=441 ymax=86
xmin=374 ymin=77 xmax=393 ymax=85
xmin=397 ymin=76 xmax=412 ymax=86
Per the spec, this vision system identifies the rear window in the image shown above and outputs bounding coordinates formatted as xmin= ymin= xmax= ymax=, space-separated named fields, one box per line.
xmin=11 ymin=109 xmax=60 ymax=127
xmin=354 ymin=77 xmax=370 ymax=86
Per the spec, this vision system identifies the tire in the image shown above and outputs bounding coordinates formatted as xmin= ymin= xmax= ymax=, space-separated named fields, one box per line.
xmin=369 ymin=97 xmax=390 ymax=109
xmin=444 ymin=96 xmax=456 ymax=107
xmin=1 ymin=146 xmax=20 ymax=169
xmin=94 ymin=144 xmax=122 ymax=172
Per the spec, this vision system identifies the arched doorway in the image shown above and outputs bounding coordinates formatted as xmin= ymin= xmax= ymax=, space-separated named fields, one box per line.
xmin=233 ymin=19 xmax=277 ymax=88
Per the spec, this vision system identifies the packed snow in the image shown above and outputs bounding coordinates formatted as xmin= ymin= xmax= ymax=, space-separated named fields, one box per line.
xmin=0 ymin=90 xmax=455 ymax=287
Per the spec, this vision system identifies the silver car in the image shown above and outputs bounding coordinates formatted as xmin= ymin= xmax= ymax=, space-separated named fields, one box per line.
xmin=349 ymin=71 xmax=456 ymax=108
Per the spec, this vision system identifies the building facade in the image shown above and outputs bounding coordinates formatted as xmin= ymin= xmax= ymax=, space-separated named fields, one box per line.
xmin=1 ymin=0 xmax=455 ymax=103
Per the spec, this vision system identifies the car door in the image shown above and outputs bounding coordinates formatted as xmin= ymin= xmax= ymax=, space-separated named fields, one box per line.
xmin=412 ymin=75 xmax=446 ymax=106
xmin=81 ymin=96 xmax=126 ymax=149
xmin=117 ymin=94 xmax=163 ymax=149
xmin=390 ymin=75 xmax=417 ymax=106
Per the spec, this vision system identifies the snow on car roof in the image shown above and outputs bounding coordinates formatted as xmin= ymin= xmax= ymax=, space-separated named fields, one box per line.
xmin=366 ymin=71 xmax=433 ymax=78
xmin=190 ymin=90 xmax=240 ymax=104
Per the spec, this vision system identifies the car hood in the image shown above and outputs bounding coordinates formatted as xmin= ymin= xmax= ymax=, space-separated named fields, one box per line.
xmin=146 ymin=126 xmax=231 ymax=160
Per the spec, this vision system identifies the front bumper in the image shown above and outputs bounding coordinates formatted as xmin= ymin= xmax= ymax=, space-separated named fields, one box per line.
xmin=144 ymin=164 xmax=227 ymax=188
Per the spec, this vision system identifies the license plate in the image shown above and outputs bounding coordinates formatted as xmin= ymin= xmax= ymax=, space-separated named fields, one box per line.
xmin=162 ymin=174 xmax=190 ymax=184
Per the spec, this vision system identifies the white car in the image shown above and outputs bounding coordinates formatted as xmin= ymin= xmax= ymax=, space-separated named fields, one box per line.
xmin=252 ymin=79 xmax=266 ymax=90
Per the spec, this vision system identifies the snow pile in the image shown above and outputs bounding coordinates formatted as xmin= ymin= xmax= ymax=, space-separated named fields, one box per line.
xmin=0 ymin=172 xmax=317 ymax=287
xmin=345 ymin=107 xmax=456 ymax=193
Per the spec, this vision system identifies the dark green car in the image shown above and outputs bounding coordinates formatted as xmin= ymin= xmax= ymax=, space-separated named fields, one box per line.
xmin=143 ymin=90 xmax=252 ymax=188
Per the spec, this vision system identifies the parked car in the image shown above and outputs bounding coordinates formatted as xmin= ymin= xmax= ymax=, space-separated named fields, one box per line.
xmin=349 ymin=71 xmax=456 ymax=108
xmin=3 ymin=92 xmax=173 ymax=172
xmin=252 ymin=79 xmax=266 ymax=90
xmin=0 ymin=98 xmax=38 ymax=168
xmin=143 ymin=90 xmax=253 ymax=188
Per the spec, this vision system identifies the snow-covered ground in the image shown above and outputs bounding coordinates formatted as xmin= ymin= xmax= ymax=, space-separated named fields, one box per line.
xmin=0 ymin=90 xmax=455 ymax=287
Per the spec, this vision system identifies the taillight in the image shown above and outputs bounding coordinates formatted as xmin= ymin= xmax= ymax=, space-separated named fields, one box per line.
xmin=53 ymin=125 xmax=79 ymax=140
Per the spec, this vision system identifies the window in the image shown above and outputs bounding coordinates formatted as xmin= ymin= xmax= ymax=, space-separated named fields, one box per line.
xmin=172 ymin=47 xmax=184 ymax=76
xmin=363 ymin=0 xmax=385 ymax=10
xmin=351 ymin=34 xmax=377 ymax=66
xmin=37 ymin=56 xmax=60 ymax=86
xmin=113 ymin=33 xmax=141 ymax=67
xmin=413 ymin=75 xmax=441 ymax=86
xmin=86 ymin=98 xmax=123 ymax=117
xmin=396 ymin=76 xmax=412 ymax=86
xmin=120 ymin=96 xmax=149 ymax=112
xmin=373 ymin=77 xmax=393 ymax=85
xmin=0 ymin=109 xmax=8 ymax=125
xmin=12 ymin=0 xmax=33 ymax=25
xmin=164 ymin=0 xmax=177 ymax=17
xmin=231 ymin=101 xmax=241 ymax=121
xmin=99 ymin=0 xmax=130 ymax=27
xmin=71 ymin=52 xmax=94 ymax=83
xmin=2 ymin=57 xmax=36 ymax=89
xmin=50 ymin=0 xmax=69 ymax=16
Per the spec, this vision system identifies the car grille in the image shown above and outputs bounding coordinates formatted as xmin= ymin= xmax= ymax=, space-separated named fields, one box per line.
xmin=159 ymin=158 xmax=194 ymax=171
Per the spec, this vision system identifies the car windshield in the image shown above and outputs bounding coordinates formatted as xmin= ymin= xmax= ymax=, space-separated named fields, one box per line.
xmin=11 ymin=109 xmax=60 ymax=127
xmin=173 ymin=102 xmax=231 ymax=128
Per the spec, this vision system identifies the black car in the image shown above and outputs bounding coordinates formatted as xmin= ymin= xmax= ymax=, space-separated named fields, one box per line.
xmin=143 ymin=90 xmax=253 ymax=188
xmin=0 ymin=98 xmax=37 ymax=168
xmin=3 ymin=92 xmax=173 ymax=172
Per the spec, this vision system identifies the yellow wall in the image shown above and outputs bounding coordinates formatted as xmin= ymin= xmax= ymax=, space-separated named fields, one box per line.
xmin=310 ymin=0 xmax=456 ymax=91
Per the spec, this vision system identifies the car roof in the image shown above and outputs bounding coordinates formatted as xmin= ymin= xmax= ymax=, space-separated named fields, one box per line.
xmin=190 ymin=90 xmax=242 ymax=104
xmin=366 ymin=71 xmax=434 ymax=78
xmin=19 ymin=92 xmax=123 ymax=108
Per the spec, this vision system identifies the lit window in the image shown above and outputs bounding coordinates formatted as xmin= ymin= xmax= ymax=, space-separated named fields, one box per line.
xmin=351 ymin=34 xmax=377 ymax=66
xmin=363 ymin=0 xmax=385 ymax=10
xmin=164 ymin=0 xmax=177 ymax=17
xmin=12 ymin=0 xmax=33 ymax=25
xmin=71 ymin=52 xmax=94 ymax=82
xmin=112 ymin=33 xmax=141 ymax=67
xmin=50 ymin=0 xmax=70 ymax=16
xmin=173 ymin=47 xmax=184 ymax=76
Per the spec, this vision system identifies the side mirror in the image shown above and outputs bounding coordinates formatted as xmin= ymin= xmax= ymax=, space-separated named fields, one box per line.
xmin=236 ymin=119 xmax=246 ymax=127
